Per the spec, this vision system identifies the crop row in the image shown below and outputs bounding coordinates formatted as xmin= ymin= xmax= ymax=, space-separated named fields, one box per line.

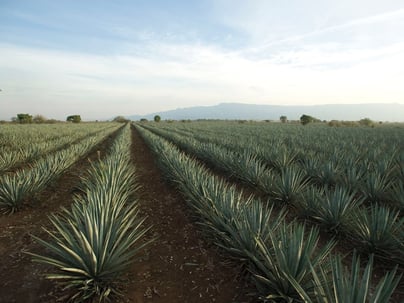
xmin=142 ymin=123 xmax=404 ymax=263
xmin=0 ymin=124 xmax=121 ymax=214
xmin=157 ymin=122 xmax=404 ymax=208
xmin=140 ymin=123 xmax=404 ymax=266
xmin=0 ymin=123 xmax=118 ymax=172
xmin=135 ymin=124 xmax=401 ymax=303
xmin=29 ymin=124 xmax=151 ymax=302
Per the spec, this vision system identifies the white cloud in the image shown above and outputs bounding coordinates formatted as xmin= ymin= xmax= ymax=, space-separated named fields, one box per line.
xmin=1 ymin=36 xmax=404 ymax=120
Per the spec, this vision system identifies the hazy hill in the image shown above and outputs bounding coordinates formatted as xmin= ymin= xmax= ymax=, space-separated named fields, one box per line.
xmin=128 ymin=103 xmax=404 ymax=122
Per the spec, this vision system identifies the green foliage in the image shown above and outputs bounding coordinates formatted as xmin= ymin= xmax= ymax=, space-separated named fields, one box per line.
xmin=328 ymin=120 xmax=359 ymax=127
xmin=361 ymin=172 xmax=393 ymax=204
xmin=67 ymin=115 xmax=81 ymax=123
xmin=313 ymin=253 xmax=401 ymax=303
xmin=300 ymin=114 xmax=319 ymax=125
xmin=347 ymin=204 xmax=404 ymax=258
xmin=359 ymin=117 xmax=374 ymax=127
xmin=219 ymin=203 xmax=287 ymax=261
xmin=112 ymin=116 xmax=129 ymax=123
xmin=0 ymin=123 xmax=120 ymax=213
xmin=136 ymin=124 xmax=403 ymax=302
xmin=32 ymin=115 xmax=47 ymax=123
xmin=248 ymin=223 xmax=335 ymax=302
xmin=17 ymin=113 xmax=32 ymax=123
xmin=390 ymin=181 xmax=404 ymax=210
xmin=272 ymin=166 xmax=309 ymax=204
xmin=28 ymin=125 xmax=152 ymax=302
xmin=305 ymin=186 xmax=363 ymax=234
xmin=280 ymin=115 xmax=287 ymax=123
xmin=0 ymin=173 xmax=33 ymax=214
xmin=153 ymin=115 xmax=161 ymax=122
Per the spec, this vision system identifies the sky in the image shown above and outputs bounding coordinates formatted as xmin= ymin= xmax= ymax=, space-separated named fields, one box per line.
xmin=1 ymin=0 xmax=404 ymax=121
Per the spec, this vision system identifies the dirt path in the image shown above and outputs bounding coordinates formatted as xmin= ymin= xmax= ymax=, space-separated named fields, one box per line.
xmin=125 ymin=126 xmax=253 ymax=303
xmin=0 ymin=129 xmax=119 ymax=303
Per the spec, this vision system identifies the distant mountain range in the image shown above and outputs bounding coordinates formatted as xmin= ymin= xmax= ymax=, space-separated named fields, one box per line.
xmin=127 ymin=103 xmax=404 ymax=122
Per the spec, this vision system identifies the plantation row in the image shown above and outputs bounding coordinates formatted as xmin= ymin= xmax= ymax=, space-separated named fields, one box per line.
xmin=28 ymin=124 xmax=151 ymax=302
xmin=0 ymin=123 xmax=121 ymax=213
xmin=135 ymin=124 xmax=401 ymax=303
xmin=0 ymin=123 xmax=118 ymax=172
xmin=151 ymin=122 xmax=404 ymax=209
xmin=140 ymin=122 xmax=404 ymax=267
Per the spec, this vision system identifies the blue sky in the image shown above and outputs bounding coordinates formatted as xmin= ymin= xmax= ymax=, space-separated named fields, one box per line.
xmin=1 ymin=0 xmax=404 ymax=120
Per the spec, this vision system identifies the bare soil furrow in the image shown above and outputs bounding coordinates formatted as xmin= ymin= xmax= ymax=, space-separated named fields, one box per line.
xmin=125 ymin=126 xmax=252 ymax=303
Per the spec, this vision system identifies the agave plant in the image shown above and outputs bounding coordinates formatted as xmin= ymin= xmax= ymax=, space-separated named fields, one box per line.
xmin=247 ymin=223 xmax=335 ymax=302
xmin=232 ymin=151 xmax=268 ymax=186
xmin=341 ymin=165 xmax=365 ymax=192
xmin=299 ymin=155 xmax=321 ymax=181
xmin=314 ymin=161 xmax=341 ymax=187
xmin=257 ymin=169 xmax=276 ymax=196
xmin=312 ymin=253 xmax=401 ymax=303
xmin=272 ymin=166 xmax=309 ymax=205
xmin=29 ymin=126 xmax=151 ymax=302
xmin=361 ymin=172 xmax=393 ymax=204
xmin=309 ymin=186 xmax=363 ymax=234
xmin=373 ymin=153 xmax=398 ymax=179
xmin=0 ymin=149 xmax=22 ymax=172
xmin=295 ymin=186 xmax=324 ymax=220
xmin=271 ymin=148 xmax=297 ymax=172
xmin=347 ymin=204 xmax=404 ymax=259
xmin=80 ymin=154 xmax=137 ymax=199
xmin=217 ymin=201 xmax=287 ymax=262
xmin=29 ymin=194 xmax=150 ymax=302
xmin=389 ymin=181 xmax=404 ymax=211
xmin=0 ymin=172 xmax=32 ymax=214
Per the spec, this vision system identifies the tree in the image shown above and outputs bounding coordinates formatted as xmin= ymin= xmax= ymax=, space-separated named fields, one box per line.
xmin=33 ymin=114 xmax=47 ymax=123
xmin=280 ymin=115 xmax=287 ymax=123
xmin=66 ymin=115 xmax=81 ymax=123
xmin=113 ymin=116 xmax=129 ymax=123
xmin=300 ymin=114 xmax=318 ymax=125
xmin=17 ymin=113 xmax=32 ymax=124
xmin=154 ymin=115 xmax=161 ymax=122
xmin=359 ymin=118 xmax=373 ymax=127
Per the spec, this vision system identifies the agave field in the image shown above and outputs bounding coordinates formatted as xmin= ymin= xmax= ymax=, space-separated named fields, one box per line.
xmin=0 ymin=121 xmax=403 ymax=302
xmin=135 ymin=121 xmax=404 ymax=302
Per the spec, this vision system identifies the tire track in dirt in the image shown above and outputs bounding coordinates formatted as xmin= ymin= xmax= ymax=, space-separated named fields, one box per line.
xmin=125 ymin=126 xmax=253 ymax=303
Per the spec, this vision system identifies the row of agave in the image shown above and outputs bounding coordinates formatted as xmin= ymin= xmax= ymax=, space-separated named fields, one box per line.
xmin=155 ymin=122 xmax=404 ymax=208
xmin=28 ymin=124 xmax=151 ymax=302
xmin=142 ymin=123 xmax=404 ymax=264
xmin=0 ymin=123 xmax=118 ymax=172
xmin=0 ymin=124 xmax=121 ymax=214
xmin=136 ymin=124 xmax=401 ymax=303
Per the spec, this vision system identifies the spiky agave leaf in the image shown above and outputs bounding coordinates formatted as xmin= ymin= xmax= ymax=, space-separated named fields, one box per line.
xmin=313 ymin=252 xmax=401 ymax=303
xmin=272 ymin=166 xmax=309 ymax=205
xmin=217 ymin=201 xmax=287 ymax=262
xmin=389 ymin=181 xmax=404 ymax=211
xmin=0 ymin=172 xmax=33 ymax=214
xmin=310 ymin=186 xmax=363 ymax=234
xmin=29 ymin=190 xmax=151 ymax=302
xmin=28 ymin=125 xmax=152 ymax=302
xmin=347 ymin=204 xmax=404 ymax=259
xmin=295 ymin=186 xmax=324 ymax=220
xmin=361 ymin=172 xmax=393 ymax=204
xmin=247 ymin=222 xmax=335 ymax=302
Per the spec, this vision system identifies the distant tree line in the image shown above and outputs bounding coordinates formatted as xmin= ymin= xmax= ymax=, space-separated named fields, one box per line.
xmin=9 ymin=114 xmax=83 ymax=124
